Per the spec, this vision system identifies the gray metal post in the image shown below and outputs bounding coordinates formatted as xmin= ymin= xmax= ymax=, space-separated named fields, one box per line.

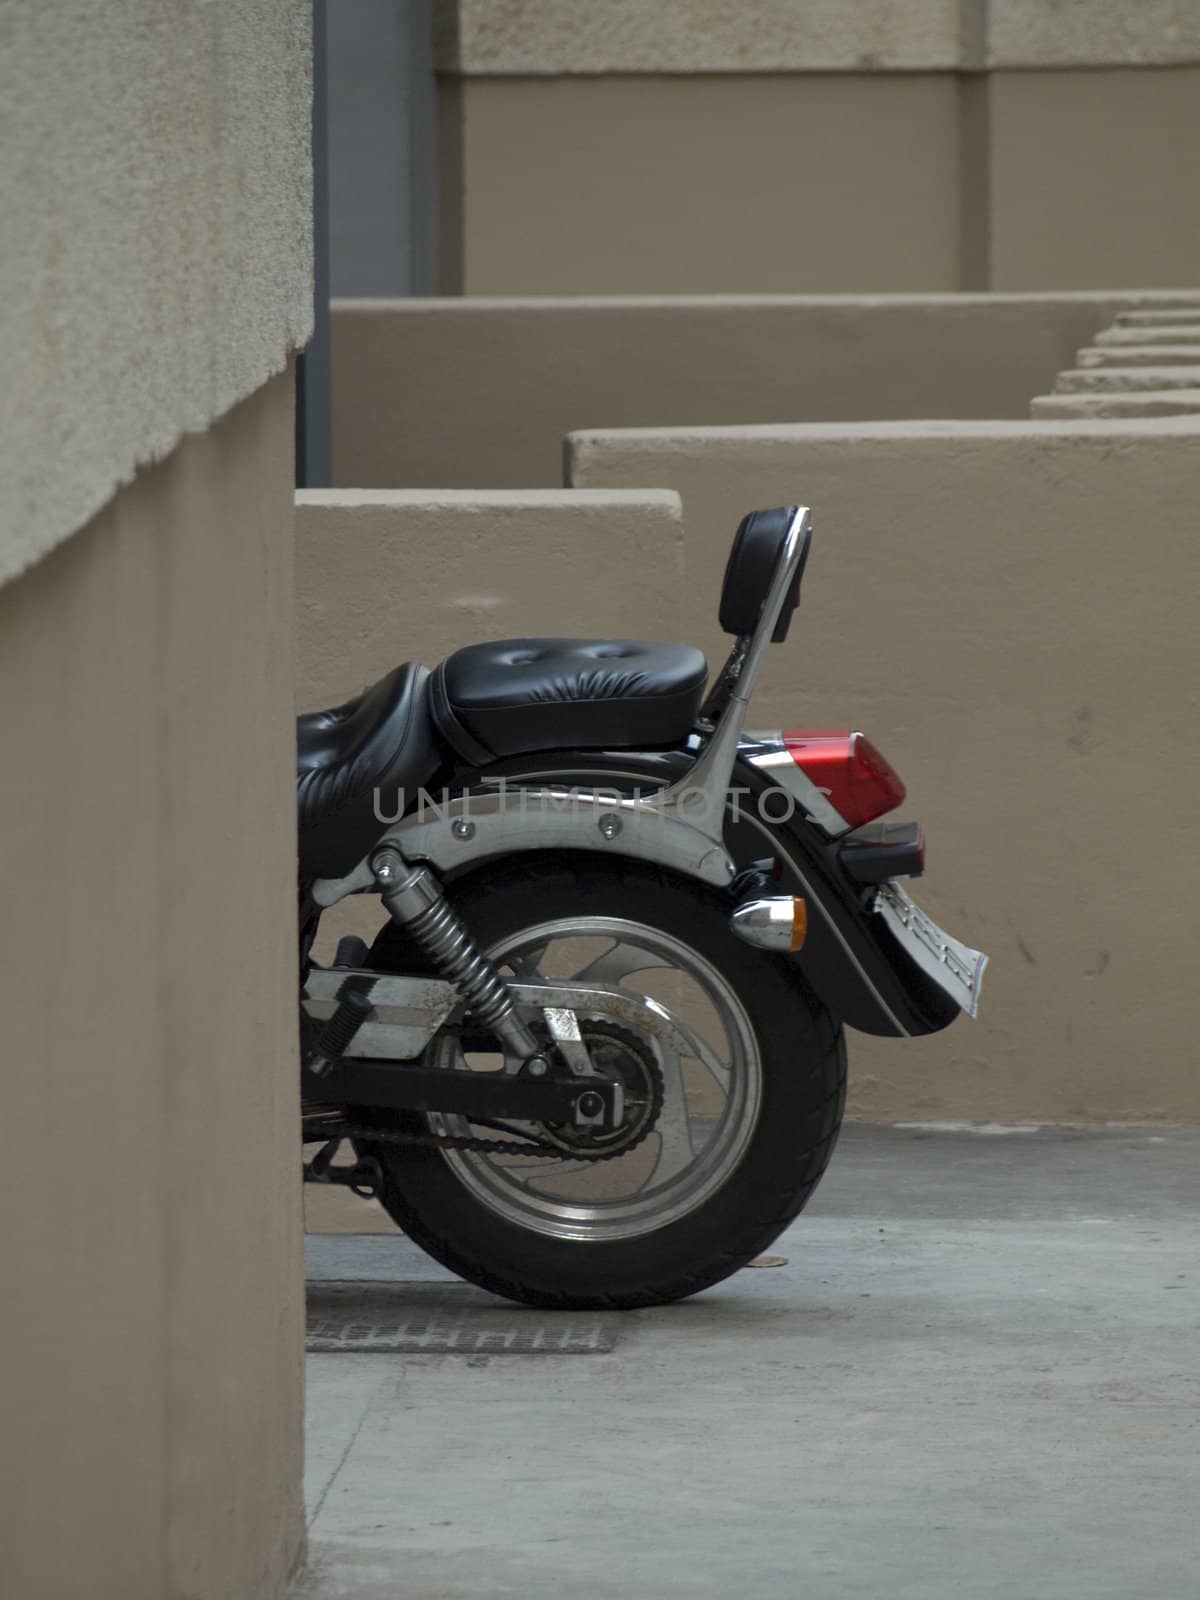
xmin=296 ymin=0 xmax=332 ymax=487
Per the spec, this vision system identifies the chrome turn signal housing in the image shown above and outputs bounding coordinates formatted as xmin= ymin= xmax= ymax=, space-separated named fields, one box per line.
xmin=730 ymin=896 xmax=808 ymax=953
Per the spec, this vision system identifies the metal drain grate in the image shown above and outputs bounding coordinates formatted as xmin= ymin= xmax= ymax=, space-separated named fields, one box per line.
xmin=306 ymin=1281 xmax=618 ymax=1354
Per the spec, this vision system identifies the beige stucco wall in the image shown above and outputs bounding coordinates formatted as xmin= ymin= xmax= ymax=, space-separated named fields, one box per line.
xmin=296 ymin=488 xmax=685 ymax=708
xmin=0 ymin=373 xmax=304 ymax=1596
xmin=983 ymin=1 xmax=1200 ymax=69
xmin=330 ymin=293 xmax=1200 ymax=489
xmin=433 ymin=2 xmax=1200 ymax=295
xmin=986 ymin=68 xmax=1200 ymax=290
xmin=439 ymin=72 xmax=962 ymax=295
xmin=437 ymin=0 xmax=1200 ymax=74
xmin=568 ymin=416 xmax=1200 ymax=1124
xmin=0 ymin=0 xmax=313 ymax=584
xmin=439 ymin=70 xmax=1200 ymax=295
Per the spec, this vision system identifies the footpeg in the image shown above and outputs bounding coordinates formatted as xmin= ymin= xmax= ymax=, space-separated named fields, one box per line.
xmin=306 ymin=982 xmax=375 ymax=1072
xmin=303 ymin=1144 xmax=384 ymax=1198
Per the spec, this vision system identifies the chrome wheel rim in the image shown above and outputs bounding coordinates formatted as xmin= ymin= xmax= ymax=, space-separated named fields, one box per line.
xmin=427 ymin=915 xmax=762 ymax=1242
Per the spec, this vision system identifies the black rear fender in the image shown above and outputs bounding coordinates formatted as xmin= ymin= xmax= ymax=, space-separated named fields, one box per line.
xmin=727 ymin=757 xmax=959 ymax=1038
xmin=442 ymin=749 xmax=958 ymax=1040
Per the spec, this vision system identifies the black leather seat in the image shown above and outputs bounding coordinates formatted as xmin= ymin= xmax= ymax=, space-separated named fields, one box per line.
xmin=430 ymin=638 xmax=708 ymax=764
xmin=297 ymin=663 xmax=440 ymax=880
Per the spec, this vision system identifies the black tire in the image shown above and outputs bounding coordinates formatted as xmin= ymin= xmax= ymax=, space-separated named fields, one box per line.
xmin=359 ymin=855 xmax=846 ymax=1309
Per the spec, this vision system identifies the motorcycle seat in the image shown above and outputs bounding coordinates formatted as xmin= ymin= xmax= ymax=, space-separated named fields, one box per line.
xmin=430 ymin=638 xmax=709 ymax=764
xmin=296 ymin=663 xmax=440 ymax=880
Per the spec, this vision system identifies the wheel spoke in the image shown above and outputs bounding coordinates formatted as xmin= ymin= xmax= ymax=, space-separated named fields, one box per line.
xmin=569 ymin=939 xmax=671 ymax=987
xmin=648 ymin=1040 xmax=696 ymax=1185
xmin=503 ymin=1156 xmax=593 ymax=1179
xmin=657 ymin=1014 xmax=731 ymax=1094
xmin=505 ymin=941 xmax=550 ymax=981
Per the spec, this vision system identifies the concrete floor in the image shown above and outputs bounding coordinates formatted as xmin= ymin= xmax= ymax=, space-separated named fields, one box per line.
xmin=298 ymin=1125 xmax=1200 ymax=1599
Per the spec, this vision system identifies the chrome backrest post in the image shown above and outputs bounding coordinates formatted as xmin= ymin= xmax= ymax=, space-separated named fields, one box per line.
xmin=658 ymin=506 xmax=811 ymax=835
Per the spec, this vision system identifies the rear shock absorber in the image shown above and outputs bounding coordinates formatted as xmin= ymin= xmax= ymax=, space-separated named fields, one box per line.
xmin=370 ymin=849 xmax=547 ymax=1072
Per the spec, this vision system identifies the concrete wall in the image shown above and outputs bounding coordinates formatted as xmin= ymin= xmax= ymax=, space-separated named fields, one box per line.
xmin=438 ymin=72 xmax=965 ymax=295
xmin=296 ymin=488 xmax=685 ymax=707
xmin=330 ymin=292 xmax=1200 ymax=489
xmin=1033 ymin=307 xmax=1200 ymax=418
xmin=1 ymin=3 xmax=312 ymax=1592
xmin=437 ymin=1 xmax=1200 ymax=74
xmin=432 ymin=2 xmax=1200 ymax=294
xmin=568 ymin=416 xmax=1200 ymax=1125
xmin=984 ymin=69 xmax=1200 ymax=290
xmin=0 ymin=0 xmax=313 ymax=583
xmin=0 ymin=373 xmax=304 ymax=1598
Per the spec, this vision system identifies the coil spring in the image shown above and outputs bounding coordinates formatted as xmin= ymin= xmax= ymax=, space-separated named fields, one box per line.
xmin=406 ymin=897 xmax=514 ymax=1029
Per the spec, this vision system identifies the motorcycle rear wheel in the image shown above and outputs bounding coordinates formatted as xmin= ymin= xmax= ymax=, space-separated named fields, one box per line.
xmin=360 ymin=856 xmax=846 ymax=1309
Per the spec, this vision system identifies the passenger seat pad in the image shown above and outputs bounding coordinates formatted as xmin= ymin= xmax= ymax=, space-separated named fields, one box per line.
xmin=431 ymin=638 xmax=708 ymax=763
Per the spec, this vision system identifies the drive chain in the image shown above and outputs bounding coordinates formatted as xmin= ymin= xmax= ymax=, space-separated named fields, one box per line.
xmin=303 ymin=1021 xmax=664 ymax=1166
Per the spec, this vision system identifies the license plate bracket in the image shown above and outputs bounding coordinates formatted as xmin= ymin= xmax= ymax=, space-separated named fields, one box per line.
xmin=873 ymin=882 xmax=987 ymax=1018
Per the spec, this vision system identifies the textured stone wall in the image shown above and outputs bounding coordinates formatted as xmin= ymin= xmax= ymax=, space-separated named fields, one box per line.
xmin=432 ymin=2 xmax=1200 ymax=293
xmin=296 ymin=488 xmax=686 ymax=707
xmin=436 ymin=0 xmax=1200 ymax=74
xmin=0 ymin=0 xmax=313 ymax=585
xmin=0 ymin=373 xmax=304 ymax=1599
xmin=329 ymin=292 xmax=1200 ymax=487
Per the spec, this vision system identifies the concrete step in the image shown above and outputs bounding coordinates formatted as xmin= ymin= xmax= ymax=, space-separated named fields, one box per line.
xmin=1031 ymin=389 xmax=1200 ymax=419
xmin=1076 ymin=344 xmax=1200 ymax=367
xmin=1054 ymin=364 xmax=1200 ymax=393
xmin=1115 ymin=308 xmax=1200 ymax=327
xmin=1093 ymin=324 xmax=1200 ymax=347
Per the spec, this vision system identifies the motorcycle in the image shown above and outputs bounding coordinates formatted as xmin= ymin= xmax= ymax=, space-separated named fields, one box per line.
xmin=298 ymin=506 xmax=986 ymax=1308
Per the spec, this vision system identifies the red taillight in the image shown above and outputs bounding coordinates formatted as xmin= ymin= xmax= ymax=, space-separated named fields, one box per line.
xmin=782 ymin=731 xmax=907 ymax=830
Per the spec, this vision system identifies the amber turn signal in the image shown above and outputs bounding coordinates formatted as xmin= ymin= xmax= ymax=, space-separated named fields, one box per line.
xmin=729 ymin=895 xmax=808 ymax=954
